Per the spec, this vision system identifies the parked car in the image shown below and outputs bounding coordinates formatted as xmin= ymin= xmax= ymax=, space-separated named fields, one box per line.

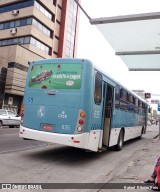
xmin=0 ymin=109 xmax=21 ymax=128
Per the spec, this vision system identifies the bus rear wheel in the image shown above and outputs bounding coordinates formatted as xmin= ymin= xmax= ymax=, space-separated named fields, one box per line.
xmin=115 ymin=130 xmax=124 ymax=151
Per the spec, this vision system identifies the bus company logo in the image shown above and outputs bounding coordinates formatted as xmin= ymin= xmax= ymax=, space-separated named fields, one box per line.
xmin=58 ymin=111 xmax=67 ymax=119
xmin=38 ymin=106 xmax=45 ymax=118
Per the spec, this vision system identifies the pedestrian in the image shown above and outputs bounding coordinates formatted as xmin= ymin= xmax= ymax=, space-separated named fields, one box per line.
xmin=144 ymin=157 xmax=160 ymax=191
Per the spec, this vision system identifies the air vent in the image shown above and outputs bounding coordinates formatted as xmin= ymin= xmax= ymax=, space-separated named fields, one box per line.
xmin=10 ymin=28 xmax=17 ymax=35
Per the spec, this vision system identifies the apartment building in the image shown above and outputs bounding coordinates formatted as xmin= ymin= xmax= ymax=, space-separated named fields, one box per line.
xmin=0 ymin=0 xmax=80 ymax=113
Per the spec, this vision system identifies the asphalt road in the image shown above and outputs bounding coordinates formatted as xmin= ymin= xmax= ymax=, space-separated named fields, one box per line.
xmin=0 ymin=126 xmax=46 ymax=153
xmin=0 ymin=125 xmax=159 ymax=192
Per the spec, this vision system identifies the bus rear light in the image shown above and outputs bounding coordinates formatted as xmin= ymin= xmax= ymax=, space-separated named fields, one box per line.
xmin=21 ymin=106 xmax=25 ymax=125
xmin=77 ymin=126 xmax=82 ymax=132
xmin=80 ymin=112 xmax=86 ymax=118
xmin=79 ymin=119 xmax=84 ymax=125
xmin=21 ymin=112 xmax=24 ymax=118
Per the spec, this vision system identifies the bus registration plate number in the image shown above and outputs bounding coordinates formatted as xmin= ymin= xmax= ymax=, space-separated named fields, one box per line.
xmin=42 ymin=124 xmax=54 ymax=131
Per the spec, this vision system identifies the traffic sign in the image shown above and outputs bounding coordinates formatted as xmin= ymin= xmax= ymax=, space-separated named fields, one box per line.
xmin=158 ymin=102 xmax=160 ymax=111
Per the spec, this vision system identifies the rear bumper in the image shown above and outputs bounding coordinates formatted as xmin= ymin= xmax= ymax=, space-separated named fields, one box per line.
xmin=19 ymin=125 xmax=90 ymax=150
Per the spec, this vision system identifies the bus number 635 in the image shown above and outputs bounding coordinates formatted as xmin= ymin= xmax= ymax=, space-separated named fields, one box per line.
xmin=62 ymin=125 xmax=70 ymax=130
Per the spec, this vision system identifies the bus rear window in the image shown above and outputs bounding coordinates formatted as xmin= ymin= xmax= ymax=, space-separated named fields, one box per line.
xmin=94 ymin=72 xmax=102 ymax=105
xmin=29 ymin=63 xmax=82 ymax=89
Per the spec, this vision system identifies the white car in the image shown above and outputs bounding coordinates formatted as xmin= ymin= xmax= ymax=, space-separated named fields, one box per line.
xmin=0 ymin=109 xmax=21 ymax=128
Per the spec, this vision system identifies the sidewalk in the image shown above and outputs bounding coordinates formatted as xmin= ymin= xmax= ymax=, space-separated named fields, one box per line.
xmin=79 ymin=126 xmax=160 ymax=192
xmin=98 ymin=130 xmax=160 ymax=192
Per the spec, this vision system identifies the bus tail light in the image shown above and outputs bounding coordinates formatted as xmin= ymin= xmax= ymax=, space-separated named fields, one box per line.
xmin=77 ymin=126 xmax=82 ymax=132
xmin=80 ymin=112 xmax=86 ymax=118
xmin=21 ymin=105 xmax=25 ymax=125
xmin=79 ymin=119 xmax=84 ymax=125
xmin=76 ymin=110 xmax=86 ymax=133
xmin=21 ymin=112 xmax=24 ymax=118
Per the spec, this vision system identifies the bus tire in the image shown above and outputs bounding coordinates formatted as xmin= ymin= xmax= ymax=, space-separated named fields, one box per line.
xmin=138 ymin=127 xmax=143 ymax=139
xmin=115 ymin=130 xmax=124 ymax=151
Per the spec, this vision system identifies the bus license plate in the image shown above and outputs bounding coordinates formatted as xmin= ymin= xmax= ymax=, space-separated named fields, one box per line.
xmin=42 ymin=124 xmax=54 ymax=131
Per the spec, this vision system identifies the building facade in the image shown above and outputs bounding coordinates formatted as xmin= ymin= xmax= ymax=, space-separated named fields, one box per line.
xmin=0 ymin=0 xmax=80 ymax=113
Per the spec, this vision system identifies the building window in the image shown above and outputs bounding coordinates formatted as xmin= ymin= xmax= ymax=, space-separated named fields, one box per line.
xmin=65 ymin=0 xmax=78 ymax=58
xmin=26 ymin=18 xmax=32 ymax=25
xmin=24 ymin=37 xmax=30 ymax=44
xmin=10 ymin=21 xmax=15 ymax=28
xmin=0 ymin=17 xmax=52 ymax=38
xmin=12 ymin=38 xmax=18 ymax=44
xmin=15 ymin=20 xmax=20 ymax=27
xmin=0 ymin=0 xmax=35 ymax=14
xmin=0 ymin=23 xmax=4 ymax=30
xmin=30 ymin=37 xmax=36 ymax=46
xmin=34 ymin=1 xmax=53 ymax=20
xmin=4 ymin=23 xmax=9 ymax=29
xmin=32 ymin=18 xmax=51 ymax=37
xmin=20 ymin=19 xmax=27 ymax=26
xmin=0 ymin=36 xmax=50 ymax=55
xmin=30 ymin=37 xmax=50 ymax=54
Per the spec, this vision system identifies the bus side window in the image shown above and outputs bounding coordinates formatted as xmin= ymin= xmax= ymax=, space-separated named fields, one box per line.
xmin=115 ymin=85 xmax=120 ymax=108
xmin=142 ymin=103 xmax=146 ymax=114
xmin=128 ymin=94 xmax=135 ymax=112
xmin=135 ymin=98 xmax=139 ymax=113
xmin=120 ymin=88 xmax=128 ymax=111
xmin=138 ymin=100 xmax=142 ymax=114
xmin=94 ymin=72 xmax=102 ymax=105
xmin=120 ymin=89 xmax=127 ymax=101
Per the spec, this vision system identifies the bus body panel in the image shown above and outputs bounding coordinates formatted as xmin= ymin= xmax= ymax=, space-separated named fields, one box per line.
xmin=23 ymin=105 xmax=79 ymax=134
xmin=112 ymin=109 xmax=145 ymax=128
xmin=22 ymin=59 xmax=94 ymax=135
xmin=23 ymin=92 xmax=82 ymax=134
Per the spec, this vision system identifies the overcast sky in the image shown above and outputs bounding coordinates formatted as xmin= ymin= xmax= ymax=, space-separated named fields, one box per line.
xmin=76 ymin=0 xmax=160 ymax=101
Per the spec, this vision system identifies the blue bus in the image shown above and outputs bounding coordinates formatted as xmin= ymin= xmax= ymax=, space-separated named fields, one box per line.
xmin=19 ymin=58 xmax=149 ymax=152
